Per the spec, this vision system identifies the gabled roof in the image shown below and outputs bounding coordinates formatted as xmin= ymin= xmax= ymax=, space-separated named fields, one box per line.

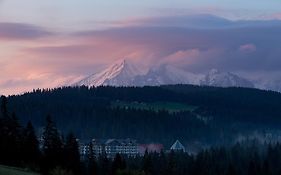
xmin=105 ymin=139 xmax=121 ymax=146
xmin=91 ymin=138 xmax=137 ymax=146
xmin=170 ymin=140 xmax=185 ymax=151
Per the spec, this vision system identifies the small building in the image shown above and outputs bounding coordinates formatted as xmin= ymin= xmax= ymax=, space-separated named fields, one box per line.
xmin=104 ymin=139 xmax=138 ymax=158
xmin=79 ymin=142 xmax=90 ymax=156
xmin=92 ymin=139 xmax=104 ymax=155
xmin=170 ymin=140 xmax=185 ymax=152
xmin=80 ymin=138 xmax=139 ymax=159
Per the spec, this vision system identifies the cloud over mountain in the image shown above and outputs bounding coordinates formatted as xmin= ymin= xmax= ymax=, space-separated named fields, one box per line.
xmin=1 ymin=15 xmax=281 ymax=94
xmin=74 ymin=15 xmax=281 ymax=73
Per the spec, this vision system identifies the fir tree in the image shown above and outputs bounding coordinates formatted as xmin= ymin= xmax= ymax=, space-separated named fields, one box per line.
xmin=22 ymin=121 xmax=40 ymax=167
xmin=64 ymin=133 xmax=81 ymax=175
xmin=41 ymin=115 xmax=64 ymax=174
xmin=142 ymin=150 xmax=153 ymax=175
xmin=0 ymin=95 xmax=8 ymax=118
xmin=226 ymin=164 xmax=237 ymax=175
xmin=111 ymin=153 xmax=126 ymax=175
xmin=98 ymin=150 xmax=110 ymax=175
xmin=166 ymin=150 xmax=176 ymax=175
xmin=87 ymin=142 xmax=98 ymax=175
xmin=0 ymin=96 xmax=22 ymax=166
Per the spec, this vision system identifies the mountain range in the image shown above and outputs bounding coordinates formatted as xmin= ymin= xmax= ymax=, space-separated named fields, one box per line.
xmin=73 ymin=59 xmax=256 ymax=89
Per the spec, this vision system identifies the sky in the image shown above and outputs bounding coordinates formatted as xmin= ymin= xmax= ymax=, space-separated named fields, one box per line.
xmin=1 ymin=0 xmax=281 ymax=95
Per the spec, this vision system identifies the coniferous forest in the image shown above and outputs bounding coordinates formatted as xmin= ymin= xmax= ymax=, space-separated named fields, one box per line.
xmin=1 ymin=85 xmax=281 ymax=174
xmin=5 ymin=85 xmax=281 ymax=147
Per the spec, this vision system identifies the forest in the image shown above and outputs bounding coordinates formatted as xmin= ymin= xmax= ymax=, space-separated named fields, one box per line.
xmin=1 ymin=94 xmax=281 ymax=175
xmin=3 ymin=85 xmax=281 ymax=147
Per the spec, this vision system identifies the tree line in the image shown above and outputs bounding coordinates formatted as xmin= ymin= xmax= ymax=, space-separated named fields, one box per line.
xmin=5 ymin=85 xmax=281 ymax=147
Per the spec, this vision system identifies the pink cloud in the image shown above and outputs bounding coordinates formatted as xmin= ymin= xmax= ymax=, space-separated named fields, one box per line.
xmin=239 ymin=44 xmax=257 ymax=53
xmin=266 ymin=13 xmax=281 ymax=20
xmin=1 ymin=15 xmax=281 ymax=95
xmin=163 ymin=49 xmax=200 ymax=65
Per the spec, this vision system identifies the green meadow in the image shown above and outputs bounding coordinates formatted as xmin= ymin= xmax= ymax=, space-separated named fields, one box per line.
xmin=0 ymin=165 xmax=39 ymax=175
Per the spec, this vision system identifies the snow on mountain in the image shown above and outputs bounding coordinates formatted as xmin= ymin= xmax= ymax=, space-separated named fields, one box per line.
xmin=253 ymin=78 xmax=281 ymax=92
xmin=200 ymin=69 xmax=255 ymax=88
xmin=73 ymin=59 xmax=140 ymax=87
xmin=73 ymin=60 xmax=255 ymax=89
xmin=132 ymin=64 xmax=203 ymax=86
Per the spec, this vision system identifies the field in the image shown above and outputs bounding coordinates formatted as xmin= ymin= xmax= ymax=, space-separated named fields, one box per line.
xmin=111 ymin=101 xmax=197 ymax=113
xmin=0 ymin=165 xmax=39 ymax=175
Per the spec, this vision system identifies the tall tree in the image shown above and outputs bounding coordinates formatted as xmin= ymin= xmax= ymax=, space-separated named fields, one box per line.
xmin=226 ymin=164 xmax=237 ymax=175
xmin=41 ymin=115 xmax=64 ymax=174
xmin=63 ymin=133 xmax=81 ymax=175
xmin=142 ymin=150 xmax=153 ymax=175
xmin=98 ymin=150 xmax=110 ymax=175
xmin=87 ymin=142 xmax=98 ymax=175
xmin=166 ymin=151 xmax=176 ymax=175
xmin=0 ymin=96 xmax=22 ymax=166
xmin=261 ymin=160 xmax=272 ymax=175
xmin=22 ymin=121 xmax=40 ymax=166
xmin=111 ymin=153 xmax=126 ymax=175
xmin=0 ymin=95 xmax=8 ymax=118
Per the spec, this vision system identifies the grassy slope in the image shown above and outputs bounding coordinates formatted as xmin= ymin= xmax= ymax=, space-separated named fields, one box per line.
xmin=0 ymin=165 xmax=39 ymax=175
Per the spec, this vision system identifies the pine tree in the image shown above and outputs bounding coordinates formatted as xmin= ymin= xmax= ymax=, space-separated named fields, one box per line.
xmin=248 ymin=160 xmax=260 ymax=175
xmin=22 ymin=121 xmax=40 ymax=167
xmin=142 ymin=150 xmax=153 ymax=175
xmin=158 ymin=150 xmax=167 ymax=175
xmin=111 ymin=153 xmax=126 ymax=175
xmin=261 ymin=160 xmax=272 ymax=175
xmin=64 ymin=133 xmax=81 ymax=175
xmin=166 ymin=150 xmax=176 ymax=175
xmin=87 ymin=142 xmax=98 ymax=175
xmin=0 ymin=96 xmax=23 ymax=166
xmin=0 ymin=95 xmax=8 ymax=118
xmin=226 ymin=164 xmax=237 ymax=175
xmin=98 ymin=150 xmax=110 ymax=175
xmin=41 ymin=115 xmax=64 ymax=174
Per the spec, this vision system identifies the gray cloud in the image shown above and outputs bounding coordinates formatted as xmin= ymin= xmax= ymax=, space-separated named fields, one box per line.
xmin=6 ymin=15 xmax=280 ymax=95
xmin=75 ymin=15 xmax=281 ymax=73
xmin=0 ymin=78 xmax=42 ymax=89
xmin=0 ymin=22 xmax=54 ymax=40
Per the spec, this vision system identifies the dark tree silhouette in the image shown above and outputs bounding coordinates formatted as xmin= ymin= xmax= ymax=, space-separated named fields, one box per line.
xmin=64 ymin=132 xmax=81 ymax=175
xmin=142 ymin=150 xmax=153 ymax=175
xmin=98 ymin=150 xmax=110 ymax=175
xmin=0 ymin=96 xmax=22 ymax=166
xmin=0 ymin=95 xmax=8 ymax=118
xmin=111 ymin=153 xmax=126 ymax=175
xmin=226 ymin=164 xmax=237 ymax=175
xmin=87 ymin=143 xmax=98 ymax=175
xmin=22 ymin=121 xmax=40 ymax=167
xmin=41 ymin=115 xmax=64 ymax=174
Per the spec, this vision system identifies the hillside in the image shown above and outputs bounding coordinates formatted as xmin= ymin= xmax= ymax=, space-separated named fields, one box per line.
xmin=5 ymin=85 xmax=281 ymax=147
xmin=0 ymin=165 xmax=39 ymax=175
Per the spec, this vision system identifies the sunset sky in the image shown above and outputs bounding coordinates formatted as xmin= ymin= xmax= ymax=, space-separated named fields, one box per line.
xmin=1 ymin=0 xmax=281 ymax=95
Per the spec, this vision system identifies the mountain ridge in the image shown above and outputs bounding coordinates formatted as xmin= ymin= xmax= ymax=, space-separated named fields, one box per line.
xmin=73 ymin=59 xmax=255 ymax=89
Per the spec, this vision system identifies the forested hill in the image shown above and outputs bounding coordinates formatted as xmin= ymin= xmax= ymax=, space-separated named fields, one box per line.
xmin=4 ymin=85 xmax=281 ymax=148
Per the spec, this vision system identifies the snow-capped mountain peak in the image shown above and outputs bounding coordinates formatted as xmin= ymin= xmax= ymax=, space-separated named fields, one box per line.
xmin=132 ymin=64 xmax=203 ymax=86
xmin=208 ymin=68 xmax=220 ymax=75
xmin=73 ymin=61 xmax=255 ymax=89
xmin=74 ymin=59 xmax=140 ymax=87
xmin=200 ymin=69 xmax=254 ymax=88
